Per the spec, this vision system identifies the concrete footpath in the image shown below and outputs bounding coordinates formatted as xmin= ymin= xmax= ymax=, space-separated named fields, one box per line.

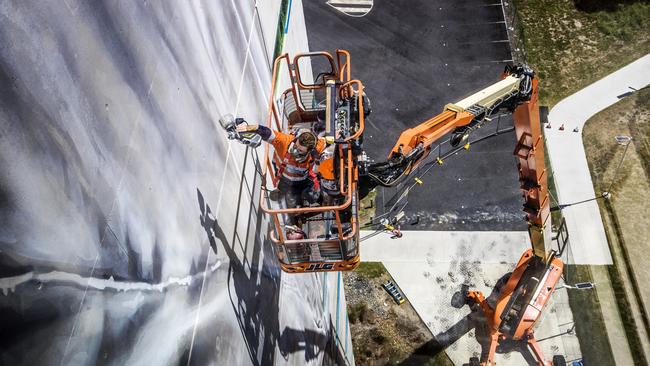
xmin=545 ymin=54 xmax=650 ymax=265
xmin=545 ymin=54 xmax=650 ymax=365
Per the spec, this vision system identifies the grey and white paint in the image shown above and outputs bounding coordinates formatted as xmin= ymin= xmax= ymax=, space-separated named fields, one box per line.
xmin=0 ymin=1 xmax=351 ymax=365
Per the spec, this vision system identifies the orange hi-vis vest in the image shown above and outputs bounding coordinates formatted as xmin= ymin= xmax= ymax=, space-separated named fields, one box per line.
xmin=270 ymin=131 xmax=326 ymax=185
xmin=316 ymin=144 xmax=339 ymax=195
xmin=317 ymin=145 xmax=336 ymax=181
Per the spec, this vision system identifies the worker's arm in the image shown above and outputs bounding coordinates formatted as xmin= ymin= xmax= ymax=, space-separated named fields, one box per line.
xmin=235 ymin=123 xmax=295 ymax=158
xmin=236 ymin=123 xmax=275 ymax=142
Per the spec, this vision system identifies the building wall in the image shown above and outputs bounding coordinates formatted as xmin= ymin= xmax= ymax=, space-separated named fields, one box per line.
xmin=0 ymin=1 xmax=352 ymax=364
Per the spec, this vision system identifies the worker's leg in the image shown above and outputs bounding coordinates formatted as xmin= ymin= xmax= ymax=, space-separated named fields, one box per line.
xmin=278 ymin=179 xmax=307 ymax=226
xmin=301 ymin=179 xmax=321 ymax=206
xmin=276 ymin=180 xmax=294 ymax=207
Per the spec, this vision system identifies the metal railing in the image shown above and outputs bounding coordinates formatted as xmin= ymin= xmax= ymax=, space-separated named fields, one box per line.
xmin=502 ymin=0 xmax=528 ymax=64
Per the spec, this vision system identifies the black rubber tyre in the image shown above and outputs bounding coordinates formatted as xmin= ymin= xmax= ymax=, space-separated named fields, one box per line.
xmin=552 ymin=355 xmax=567 ymax=366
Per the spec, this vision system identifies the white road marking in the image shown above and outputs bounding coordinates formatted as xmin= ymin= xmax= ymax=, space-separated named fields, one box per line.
xmin=328 ymin=0 xmax=373 ymax=4
xmin=326 ymin=0 xmax=373 ymax=17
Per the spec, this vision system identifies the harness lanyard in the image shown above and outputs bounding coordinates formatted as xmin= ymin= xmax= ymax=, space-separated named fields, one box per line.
xmin=309 ymin=168 xmax=320 ymax=190
xmin=273 ymin=155 xmax=289 ymax=186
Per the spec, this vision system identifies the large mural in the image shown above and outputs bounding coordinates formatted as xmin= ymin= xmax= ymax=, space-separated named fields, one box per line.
xmin=0 ymin=1 xmax=352 ymax=365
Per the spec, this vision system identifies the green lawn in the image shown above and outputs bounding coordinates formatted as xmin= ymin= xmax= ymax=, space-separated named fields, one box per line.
xmin=583 ymin=87 xmax=650 ymax=365
xmin=564 ymin=265 xmax=616 ymax=366
xmin=514 ymin=0 xmax=650 ymax=107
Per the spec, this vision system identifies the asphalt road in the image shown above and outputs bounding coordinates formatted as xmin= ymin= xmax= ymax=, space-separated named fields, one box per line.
xmin=304 ymin=0 xmax=526 ymax=231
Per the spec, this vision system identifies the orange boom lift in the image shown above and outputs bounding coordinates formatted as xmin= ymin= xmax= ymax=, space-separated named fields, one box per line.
xmin=225 ymin=51 xmax=562 ymax=363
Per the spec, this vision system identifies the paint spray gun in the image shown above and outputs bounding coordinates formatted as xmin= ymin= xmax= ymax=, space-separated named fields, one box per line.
xmin=219 ymin=114 xmax=262 ymax=148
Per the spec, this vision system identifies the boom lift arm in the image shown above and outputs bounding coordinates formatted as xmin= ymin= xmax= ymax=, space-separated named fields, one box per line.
xmin=360 ymin=63 xmax=562 ymax=365
xmin=361 ymin=65 xmax=535 ymax=189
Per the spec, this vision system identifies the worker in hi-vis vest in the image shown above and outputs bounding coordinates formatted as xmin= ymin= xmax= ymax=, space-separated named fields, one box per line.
xmin=235 ymin=121 xmax=326 ymax=237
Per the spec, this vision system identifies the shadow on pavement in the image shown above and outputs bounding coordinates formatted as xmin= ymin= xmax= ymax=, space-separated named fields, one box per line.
xmin=400 ymin=271 xmax=543 ymax=365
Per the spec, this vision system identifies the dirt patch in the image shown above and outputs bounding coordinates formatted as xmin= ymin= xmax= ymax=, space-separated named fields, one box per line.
xmin=344 ymin=262 xmax=453 ymax=365
xmin=358 ymin=189 xmax=377 ymax=228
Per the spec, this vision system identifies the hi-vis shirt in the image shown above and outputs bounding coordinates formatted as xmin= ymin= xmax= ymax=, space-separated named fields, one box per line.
xmin=315 ymin=144 xmax=339 ymax=195
xmin=269 ymin=131 xmax=326 ymax=183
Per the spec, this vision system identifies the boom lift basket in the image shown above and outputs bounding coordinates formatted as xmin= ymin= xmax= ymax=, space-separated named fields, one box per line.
xmin=259 ymin=51 xmax=366 ymax=273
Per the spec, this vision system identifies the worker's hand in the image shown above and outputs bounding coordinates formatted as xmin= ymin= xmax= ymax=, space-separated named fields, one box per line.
xmin=236 ymin=123 xmax=258 ymax=133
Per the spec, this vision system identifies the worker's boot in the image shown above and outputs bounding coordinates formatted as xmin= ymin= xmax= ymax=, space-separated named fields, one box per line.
xmin=269 ymin=189 xmax=282 ymax=202
xmin=286 ymin=225 xmax=306 ymax=240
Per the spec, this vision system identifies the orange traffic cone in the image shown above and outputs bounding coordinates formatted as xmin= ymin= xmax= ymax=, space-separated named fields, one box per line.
xmin=559 ymin=124 xmax=565 ymax=131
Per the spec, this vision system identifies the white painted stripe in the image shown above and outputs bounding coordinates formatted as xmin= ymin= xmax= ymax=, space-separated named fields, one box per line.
xmin=326 ymin=0 xmax=373 ymax=17
xmin=328 ymin=0 xmax=372 ymax=4
xmin=454 ymin=39 xmax=510 ymax=46
xmin=445 ymin=21 xmax=506 ymax=27
xmin=331 ymin=7 xmax=371 ymax=12
xmin=284 ymin=165 xmax=308 ymax=173
xmin=0 ymin=261 xmax=222 ymax=295
xmin=281 ymin=173 xmax=308 ymax=181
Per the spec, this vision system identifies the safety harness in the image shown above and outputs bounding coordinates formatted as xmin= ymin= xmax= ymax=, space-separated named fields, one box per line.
xmin=273 ymin=139 xmax=321 ymax=191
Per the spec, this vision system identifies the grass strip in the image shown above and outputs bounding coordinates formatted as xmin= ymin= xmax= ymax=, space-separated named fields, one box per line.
xmin=602 ymin=198 xmax=650 ymax=365
xmin=565 ymin=265 xmax=617 ymax=365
